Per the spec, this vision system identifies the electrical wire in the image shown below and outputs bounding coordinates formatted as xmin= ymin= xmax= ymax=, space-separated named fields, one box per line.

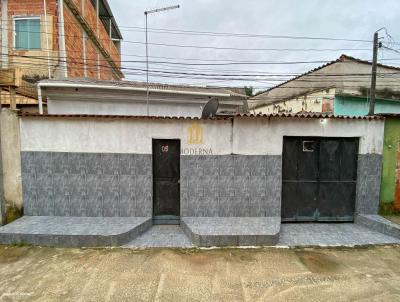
xmin=7 ymin=53 xmax=400 ymax=80
xmin=0 ymin=26 xmax=372 ymax=52
xmin=0 ymin=19 xmax=374 ymax=43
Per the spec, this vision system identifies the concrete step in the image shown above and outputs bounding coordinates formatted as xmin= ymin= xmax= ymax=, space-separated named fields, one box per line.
xmin=0 ymin=216 xmax=152 ymax=247
xmin=181 ymin=217 xmax=280 ymax=247
xmin=355 ymin=214 xmax=400 ymax=239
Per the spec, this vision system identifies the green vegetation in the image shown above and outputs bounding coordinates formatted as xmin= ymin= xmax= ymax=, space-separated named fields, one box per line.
xmin=381 ymin=118 xmax=400 ymax=205
xmin=379 ymin=202 xmax=400 ymax=216
xmin=5 ymin=205 xmax=22 ymax=224
xmin=244 ymin=86 xmax=254 ymax=97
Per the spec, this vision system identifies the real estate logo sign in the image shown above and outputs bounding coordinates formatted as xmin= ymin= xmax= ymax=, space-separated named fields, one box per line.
xmin=187 ymin=122 xmax=204 ymax=144
xmin=181 ymin=122 xmax=212 ymax=155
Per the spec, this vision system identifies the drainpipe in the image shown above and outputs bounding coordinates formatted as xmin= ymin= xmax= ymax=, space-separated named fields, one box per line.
xmin=109 ymin=19 xmax=112 ymax=51
xmin=43 ymin=0 xmax=51 ymax=78
xmin=58 ymin=0 xmax=68 ymax=78
xmin=96 ymin=0 xmax=100 ymax=80
xmin=81 ymin=0 xmax=87 ymax=77
xmin=109 ymin=18 xmax=112 ymax=80
xmin=1 ymin=0 xmax=8 ymax=69
xmin=82 ymin=31 xmax=87 ymax=77
xmin=38 ymin=86 xmax=43 ymax=114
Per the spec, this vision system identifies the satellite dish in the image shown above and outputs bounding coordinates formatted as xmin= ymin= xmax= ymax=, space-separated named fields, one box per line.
xmin=201 ymin=97 xmax=219 ymax=118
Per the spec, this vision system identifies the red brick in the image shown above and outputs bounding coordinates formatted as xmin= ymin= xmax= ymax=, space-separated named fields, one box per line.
xmin=6 ymin=0 xmax=121 ymax=80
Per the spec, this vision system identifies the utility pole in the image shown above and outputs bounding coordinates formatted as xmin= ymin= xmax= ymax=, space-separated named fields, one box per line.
xmin=144 ymin=5 xmax=180 ymax=116
xmin=145 ymin=12 xmax=149 ymax=115
xmin=368 ymin=32 xmax=379 ymax=116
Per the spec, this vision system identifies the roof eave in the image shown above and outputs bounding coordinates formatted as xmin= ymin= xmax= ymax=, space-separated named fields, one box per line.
xmin=100 ymin=0 xmax=123 ymax=40
xmin=38 ymin=82 xmax=236 ymax=98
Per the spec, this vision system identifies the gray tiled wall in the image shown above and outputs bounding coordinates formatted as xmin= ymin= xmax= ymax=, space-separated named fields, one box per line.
xmin=22 ymin=151 xmax=379 ymax=219
xmin=21 ymin=152 xmax=282 ymax=218
xmin=180 ymin=155 xmax=282 ymax=217
xmin=355 ymin=154 xmax=382 ymax=215
xmin=21 ymin=152 xmax=152 ymax=217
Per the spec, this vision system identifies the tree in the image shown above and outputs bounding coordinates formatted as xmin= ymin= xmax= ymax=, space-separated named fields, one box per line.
xmin=244 ymin=86 xmax=254 ymax=97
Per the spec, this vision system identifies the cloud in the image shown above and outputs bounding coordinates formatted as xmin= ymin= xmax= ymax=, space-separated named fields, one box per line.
xmin=110 ymin=0 xmax=400 ymax=89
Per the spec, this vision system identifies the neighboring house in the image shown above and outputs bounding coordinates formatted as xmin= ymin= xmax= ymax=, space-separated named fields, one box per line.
xmin=37 ymin=78 xmax=249 ymax=117
xmin=249 ymin=55 xmax=400 ymax=116
xmin=380 ymin=114 xmax=400 ymax=212
xmin=249 ymin=55 xmax=400 ymax=212
xmin=0 ymin=0 xmax=123 ymax=110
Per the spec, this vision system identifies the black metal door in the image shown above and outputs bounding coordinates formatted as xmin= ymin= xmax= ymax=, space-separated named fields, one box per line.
xmin=152 ymin=139 xmax=180 ymax=221
xmin=282 ymin=137 xmax=358 ymax=222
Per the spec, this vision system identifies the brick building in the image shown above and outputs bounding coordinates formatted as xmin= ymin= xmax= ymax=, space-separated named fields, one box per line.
xmin=0 ymin=0 xmax=123 ymax=109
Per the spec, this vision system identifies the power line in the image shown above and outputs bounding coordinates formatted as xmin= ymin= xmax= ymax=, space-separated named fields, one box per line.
xmin=7 ymin=53 xmax=400 ymax=79
xmin=1 ymin=45 xmax=376 ymax=68
xmin=0 ymin=20 xmax=373 ymax=43
xmin=8 ymin=60 xmax=400 ymax=89
xmin=7 ymin=53 xmax=400 ymax=80
xmin=382 ymin=45 xmax=400 ymax=55
xmin=118 ymin=26 xmax=374 ymax=43
xmin=0 ymin=47 xmax=381 ymax=71
xmin=0 ymin=25 xmax=373 ymax=52
xmin=122 ymin=39 xmax=370 ymax=52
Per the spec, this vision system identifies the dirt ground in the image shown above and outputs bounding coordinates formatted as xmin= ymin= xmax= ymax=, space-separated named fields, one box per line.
xmin=1 ymin=245 xmax=400 ymax=301
xmin=385 ymin=215 xmax=400 ymax=225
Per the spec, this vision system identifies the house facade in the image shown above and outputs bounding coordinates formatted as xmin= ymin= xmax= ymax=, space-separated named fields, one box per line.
xmin=0 ymin=112 xmax=386 ymax=246
xmin=249 ymin=55 xmax=400 ymax=212
xmin=249 ymin=55 xmax=400 ymax=116
xmin=0 ymin=0 xmax=123 ymax=110
xmin=37 ymin=78 xmax=249 ymax=117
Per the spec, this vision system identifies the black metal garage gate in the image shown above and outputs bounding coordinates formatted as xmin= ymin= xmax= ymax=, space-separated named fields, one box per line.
xmin=282 ymin=137 xmax=359 ymax=222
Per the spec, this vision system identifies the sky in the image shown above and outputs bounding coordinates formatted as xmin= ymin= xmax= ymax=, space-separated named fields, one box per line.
xmin=110 ymin=0 xmax=400 ymax=90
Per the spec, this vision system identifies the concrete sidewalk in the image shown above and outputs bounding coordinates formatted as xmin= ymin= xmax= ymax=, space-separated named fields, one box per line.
xmin=278 ymin=223 xmax=400 ymax=247
xmin=1 ymin=216 xmax=399 ymax=248
xmin=0 ymin=216 xmax=152 ymax=247
xmin=122 ymin=223 xmax=400 ymax=248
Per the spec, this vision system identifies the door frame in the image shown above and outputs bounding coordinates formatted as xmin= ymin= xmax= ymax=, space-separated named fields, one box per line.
xmin=152 ymin=138 xmax=181 ymax=224
xmin=281 ymin=136 xmax=359 ymax=222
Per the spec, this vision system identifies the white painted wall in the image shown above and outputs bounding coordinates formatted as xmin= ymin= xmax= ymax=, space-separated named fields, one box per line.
xmin=20 ymin=116 xmax=384 ymax=155
xmin=256 ymin=88 xmax=335 ymax=115
xmin=20 ymin=117 xmax=233 ymax=155
xmin=250 ymin=58 xmax=400 ymax=109
xmin=232 ymin=117 xmax=385 ymax=155
xmin=48 ymin=99 xmax=204 ymax=117
xmin=45 ymin=87 xmax=244 ymax=117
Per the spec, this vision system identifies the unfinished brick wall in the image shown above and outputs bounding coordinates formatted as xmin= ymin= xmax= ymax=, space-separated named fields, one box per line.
xmin=79 ymin=0 xmax=121 ymax=70
xmin=7 ymin=0 xmax=59 ymax=78
xmin=66 ymin=0 xmax=122 ymax=79
xmin=85 ymin=38 xmax=98 ymax=78
xmin=5 ymin=0 xmax=121 ymax=81
xmin=64 ymin=6 xmax=85 ymax=78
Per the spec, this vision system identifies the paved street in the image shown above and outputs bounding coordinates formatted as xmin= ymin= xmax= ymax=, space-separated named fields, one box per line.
xmin=1 ymin=244 xmax=400 ymax=301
